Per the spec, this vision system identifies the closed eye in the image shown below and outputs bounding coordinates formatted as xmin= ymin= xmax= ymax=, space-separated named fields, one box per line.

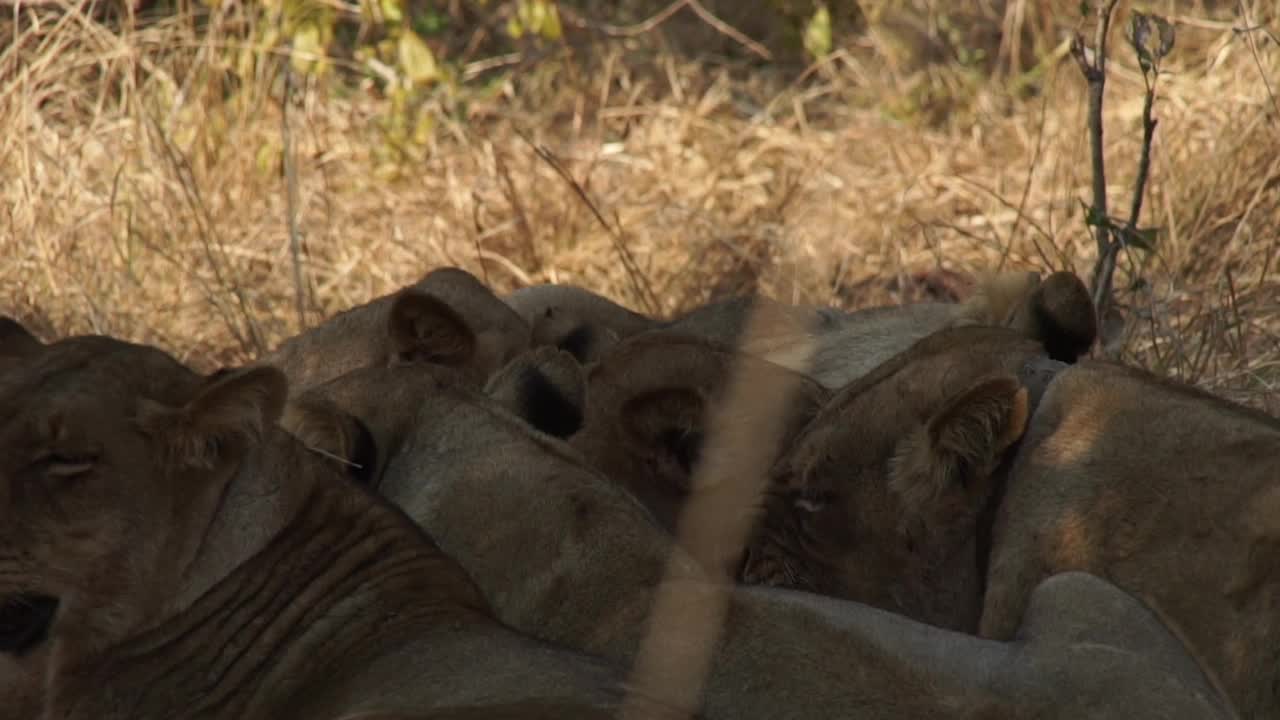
xmin=794 ymin=497 xmax=824 ymax=512
xmin=793 ymin=489 xmax=836 ymax=513
xmin=33 ymin=453 xmax=98 ymax=479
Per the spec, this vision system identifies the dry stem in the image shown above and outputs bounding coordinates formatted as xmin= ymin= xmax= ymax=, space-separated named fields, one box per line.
xmin=282 ymin=50 xmax=308 ymax=332
xmin=1072 ymin=0 xmax=1121 ymax=323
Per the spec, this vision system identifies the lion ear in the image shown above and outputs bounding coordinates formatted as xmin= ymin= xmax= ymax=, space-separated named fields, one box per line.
xmin=280 ymin=393 xmax=379 ymax=485
xmin=621 ymin=387 xmax=707 ymax=491
xmin=1018 ymin=271 xmax=1098 ymax=363
xmin=0 ymin=317 xmax=42 ymax=360
xmin=536 ymin=315 xmax=622 ymax=364
xmin=889 ymin=376 xmax=1029 ymax=529
xmin=485 ymin=347 xmax=586 ymax=439
xmin=141 ymin=366 xmax=288 ymax=469
xmin=387 ymin=290 xmax=477 ymax=367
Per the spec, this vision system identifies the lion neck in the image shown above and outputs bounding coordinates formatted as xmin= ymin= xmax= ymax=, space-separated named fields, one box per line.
xmin=45 ymin=431 xmax=491 ymax=720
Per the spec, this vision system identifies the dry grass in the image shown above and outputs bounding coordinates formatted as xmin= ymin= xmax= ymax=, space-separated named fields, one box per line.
xmin=3 ymin=0 xmax=1279 ymax=410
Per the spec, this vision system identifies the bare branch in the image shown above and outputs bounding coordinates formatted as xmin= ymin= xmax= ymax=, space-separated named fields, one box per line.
xmin=560 ymin=0 xmax=772 ymax=61
xmin=1093 ymin=0 xmax=1121 ymax=73
xmin=559 ymin=0 xmax=692 ymax=38
xmin=1126 ymin=87 xmax=1158 ymax=233
xmin=1076 ymin=1 xmax=1122 ymax=332
xmin=684 ymin=0 xmax=772 ymax=60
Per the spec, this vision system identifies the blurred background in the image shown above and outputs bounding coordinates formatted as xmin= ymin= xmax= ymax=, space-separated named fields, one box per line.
xmin=2 ymin=0 xmax=1277 ymax=408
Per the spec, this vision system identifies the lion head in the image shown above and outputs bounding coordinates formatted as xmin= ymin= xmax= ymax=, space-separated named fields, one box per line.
xmin=265 ymin=266 xmax=532 ymax=391
xmin=0 ymin=322 xmax=286 ymax=666
xmin=739 ymin=326 xmax=1046 ymax=632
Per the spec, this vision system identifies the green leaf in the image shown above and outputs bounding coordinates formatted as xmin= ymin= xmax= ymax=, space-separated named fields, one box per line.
xmin=412 ymin=111 xmax=435 ymax=146
xmin=1083 ymin=203 xmax=1109 ymax=228
xmin=397 ymin=29 xmax=439 ymax=86
xmin=414 ymin=6 xmax=449 ymax=35
xmin=803 ymin=4 xmax=833 ymax=61
xmin=506 ymin=14 xmax=524 ymax=39
xmin=379 ymin=0 xmax=403 ymax=24
xmin=1121 ymin=226 xmax=1160 ymax=252
xmin=539 ymin=0 xmax=562 ymax=41
xmin=509 ymin=0 xmax=562 ymax=41
xmin=291 ymin=22 xmax=326 ymax=75
xmin=255 ymin=142 xmax=280 ymax=177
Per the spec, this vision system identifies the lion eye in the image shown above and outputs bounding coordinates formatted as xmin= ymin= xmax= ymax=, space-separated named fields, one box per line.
xmin=794 ymin=497 xmax=825 ymax=513
xmin=35 ymin=453 xmax=98 ymax=479
xmin=792 ymin=489 xmax=835 ymax=513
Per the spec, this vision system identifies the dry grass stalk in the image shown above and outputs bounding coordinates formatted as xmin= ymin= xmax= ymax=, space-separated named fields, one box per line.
xmin=281 ymin=50 xmax=309 ymax=332
xmin=619 ymin=303 xmax=816 ymax=719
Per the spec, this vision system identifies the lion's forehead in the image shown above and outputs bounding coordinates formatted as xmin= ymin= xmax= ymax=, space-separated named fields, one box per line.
xmin=0 ymin=337 xmax=198 ymax=414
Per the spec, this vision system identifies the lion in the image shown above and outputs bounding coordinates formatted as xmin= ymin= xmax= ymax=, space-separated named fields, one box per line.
xmin=281 ymin=360 xmax=1235 ymax=720
xmin=506 ymin=270 xmax=1095 ymax=390
xmin=488 ymin=283 xmax=1083 ymax=548
xmin=482 ymin=346 xmax=587 ymax=440
xmin=724 ymin=270 xmax=1095 ymax=389
xmin=263 ymin=266 xmax=532 ymax=390
xmin=0 ymin=321 xmax=684 ymax=720
xmin=738 ymin=321 xmax=1273 ymax=717
xmin=739 ymin=326 xmax=1049 ymax=633
xmin=566 ymin=332 xmax=830 ymax=534
xmin=978 ymin=359 xmax=1280 ymax=719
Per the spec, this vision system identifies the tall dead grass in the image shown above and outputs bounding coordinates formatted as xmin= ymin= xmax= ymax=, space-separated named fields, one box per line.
xmin=2 ymin=1 xmax=1278 ymax=409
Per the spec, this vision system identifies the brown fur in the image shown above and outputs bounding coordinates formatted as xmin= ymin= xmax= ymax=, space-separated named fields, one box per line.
xmin=740 ymin=326 xmax=1049 ymax=632
xmin=569 ymin=332 xmax=831 ymax=534
xmin=0 ymin=316 xmax=43 ymax=362
xmin=1001 ymin=270 xmax=1098 ymax=362
xmin=503 ymin=284 xmax=657 ymax=363
xmin=663 ymin=294 xmax=825 ymax=348
xmin=284 ymin=361 xmax=1235 ymax=720
xmin=0 ymin=328 xmax=675 ymax=720
xmin=484 ymin=346 xmax=586 ymax=439
xmin=263 ymin=266 xmax=531 ymax=391
xmin=888 ymin=377 xmax=1028 ymax=531
xmin=665 ymin=270 xmax=1096 ymax=390
xmin=337 ymin=704 xmax=635 ymax=720
xmin=981 ymin=359 xmax=1280 ymax=719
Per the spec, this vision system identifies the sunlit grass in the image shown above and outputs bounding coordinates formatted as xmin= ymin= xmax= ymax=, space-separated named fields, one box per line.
xmin=2 ymin=0 xmax=1277 ymax=409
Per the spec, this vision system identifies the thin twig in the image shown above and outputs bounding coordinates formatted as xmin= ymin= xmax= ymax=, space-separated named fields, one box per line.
xmin=282 ymin=47 xmax=308 ymax=332
xmin=1126 ymin=79 xmax=1158 ymax=232
xmin=494 ymin=150 xmax=541 ymax=271
xmin=1236 ymin=0 xmax=1280 ymax=121
xmin=560 ymin=0 xmax=691 ymax=37
xmin=1000 ymin=72 xmax=1055 ymax=272
xmin=1091 ymin=64 xmax=1161 ymax=330
xmin=560 ymin=0 xmax=772 ymax=60
xmin=143 ymin=111 xmax=265 ymax=357
xmin=1075 ymin=4 xmax=1118 ymax=247
xmin=1072 ymin=0 xmax=1120 ymax=328
xmin=513 ymin=128 xmax=661 ymax=315
xmin=684 ymin=0 xmax=771 ymax=60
